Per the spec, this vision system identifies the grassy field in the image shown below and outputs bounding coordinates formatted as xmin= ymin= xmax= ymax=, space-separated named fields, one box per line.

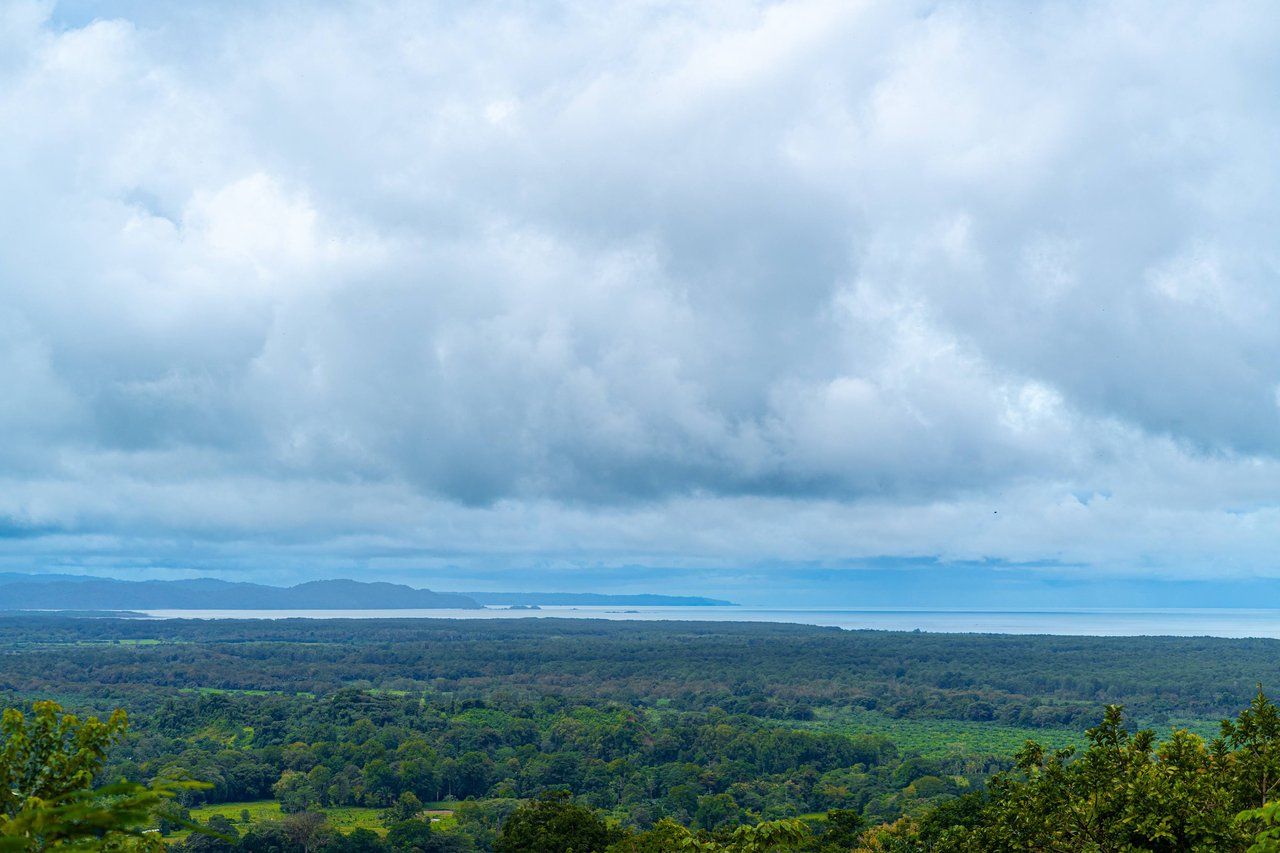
xmin=8 ymin=637 xmax=173 ymax=649
xmin=178 ymin=687 xmax=283 ymax=697
xmin=794 ymin=705 xmax=1226 ymax=759
xmin=322 ymin=806 xmax=397 ymax=835
xmin=179 ymin=800 xmax=460 ymax=839
xmin=189 ymin=799 xmax=283 ymax=827
xmin=79 ymin=638 xmax=165 ymax=645
xmin=176 ymin=687 xmax=318 ymax=699
xmin=174 ymin=687 xmax=323 ymax=699
xmin=175 ymin=801 xmax=395 ymax=839
xmin=1160 ymin=716 xmax=1222 ymax=743
xmin=795 ymin=706 xmax=1087 ymax=758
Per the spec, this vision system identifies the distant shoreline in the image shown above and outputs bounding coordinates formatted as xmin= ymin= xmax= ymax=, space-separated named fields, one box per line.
xmin=0 ymin=573 xmax=735 ymax=610
xmin=39 ymin=605 xmax=1280 ymax=640
xmin=458 ymin=592 xmax=736 ymax=607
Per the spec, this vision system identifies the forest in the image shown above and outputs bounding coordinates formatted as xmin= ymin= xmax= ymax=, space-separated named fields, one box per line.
xmin=1 ymin=613 xmax=1279 ymax=851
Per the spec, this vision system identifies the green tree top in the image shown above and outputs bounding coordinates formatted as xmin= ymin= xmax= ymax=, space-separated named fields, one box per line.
xmin=494 ymin=791 xmax=624 ymax=853
xmin=0 ymin=701 xmax=202 ymax=853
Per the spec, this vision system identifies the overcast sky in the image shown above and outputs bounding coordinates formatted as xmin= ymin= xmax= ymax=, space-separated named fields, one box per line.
xmin=2 ymin=0 xmax=1279 ymax=601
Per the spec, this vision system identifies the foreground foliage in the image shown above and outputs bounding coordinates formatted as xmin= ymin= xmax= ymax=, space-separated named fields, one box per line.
xmin=855 ymin=690 xmax=1280 ymax=852
xmin=0 ymin=702 xmax=193 ymax=853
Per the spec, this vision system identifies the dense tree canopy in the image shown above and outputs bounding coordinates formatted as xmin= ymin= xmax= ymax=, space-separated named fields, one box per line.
xmin=492 ymin=791 xmax=622 ymax=853
xmin=7 ymin=616 xmax=1280 ymax=851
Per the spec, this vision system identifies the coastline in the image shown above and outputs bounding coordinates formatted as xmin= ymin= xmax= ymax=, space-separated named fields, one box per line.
xmin=111 ymin=605 xmax=1280 ymax=639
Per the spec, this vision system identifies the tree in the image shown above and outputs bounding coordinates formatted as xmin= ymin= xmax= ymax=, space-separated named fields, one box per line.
xmin=1239 ymin=800 xmax=1280 ymax=852
xmin=710 ymin=820 xmax=809 ymax=852
xmin=1223 ymin=688 xmax=1280 ymax=809
xmin=175 ymin=815 xmax=237 ymax=853
xmin=154 ymin=803 xmax=192 ymax=838
xmin=385 ymin=820 xmax=432 ymax=853
xmin=815 ymin=809 xmax=865 ymax=852
xmin=493 ymin=791 xmax=623 ymax=853
xmin=604 ymin=819 xmax=690 ymax=852
xmin=321 ymin=829 xmax=385 ymax=853
xmin=282 ymin=813 xmax=331 ymax=853
xmin=382 ymin=794 xmax=423 ymax=828
xmin=929 ymin=705 xmax=1248 ymax=851
xmin=693 ymin=794 xmax=741 ymax=831
xmin=384 ymin=820 xmax=467 ymax=853
xmin=204 ymin=817 xmax=237 ymax=839
xmin=607 ymin=817 xmax=810 ymax=853
xmin=1228 ymin=690 xmax=1280 ymax=852
xmin=273 ymin=772 xmax=319 ymax=815
xmin=0 ymin=700 xmax=198 ymax=853
xmin=240 ymin=821 xmax=301 ymax=853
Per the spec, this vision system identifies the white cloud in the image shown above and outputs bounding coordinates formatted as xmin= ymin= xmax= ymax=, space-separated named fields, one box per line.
xmin=1 ymin=0 xmax=1279 ymax=587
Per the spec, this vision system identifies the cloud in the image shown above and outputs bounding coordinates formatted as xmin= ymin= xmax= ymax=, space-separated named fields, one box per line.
xmin=1 ymin=0 xmax=1279 ymax=590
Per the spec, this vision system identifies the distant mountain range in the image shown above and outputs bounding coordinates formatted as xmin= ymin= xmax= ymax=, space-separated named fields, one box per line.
xmin=0 ymin=574 xmax=735 ymax=610
xmin=0 ymin=575 xmax=482 ymax=610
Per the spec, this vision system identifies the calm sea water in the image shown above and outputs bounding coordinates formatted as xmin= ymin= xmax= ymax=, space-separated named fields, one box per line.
xmin=139 ymin=606 xmax=1280 ymax=638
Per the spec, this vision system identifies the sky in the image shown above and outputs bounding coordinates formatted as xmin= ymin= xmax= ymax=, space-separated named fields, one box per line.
xmin=2 ymin=0 xmax=1280 ymax=605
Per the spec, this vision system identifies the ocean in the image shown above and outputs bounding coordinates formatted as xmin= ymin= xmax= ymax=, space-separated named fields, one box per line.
xmin=139 ymin=606 xmax=1280 ymax=638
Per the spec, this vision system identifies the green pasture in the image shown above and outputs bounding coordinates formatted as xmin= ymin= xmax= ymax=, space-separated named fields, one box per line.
xmin=180 ymin=800 xmax=457 ymax=839
xmin=81 ymin=638 xmax=165 ymax=645
xmin=323 ymin=806 xmax=398 ymax=834
xmin=177 ymin=801 xmax=389 ymax=839
xmin=1159 ymin=716 xmax=1221 ymax=743
xmin=795 ymin=706 xmax=1087 ymax=758
xmin=177 ymin=687 xmax=316 ymax=699
xmin=189 ymin=800 xmax=283 ymax=827
xmin=795 ymin=705 xmax=1224 ymax=759
xmin=6 ymin=637 xmax=169 ymax=649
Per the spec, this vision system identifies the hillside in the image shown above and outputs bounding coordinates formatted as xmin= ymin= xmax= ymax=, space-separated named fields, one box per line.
xmin=0 ymin=575 xmax=481 ymax=610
